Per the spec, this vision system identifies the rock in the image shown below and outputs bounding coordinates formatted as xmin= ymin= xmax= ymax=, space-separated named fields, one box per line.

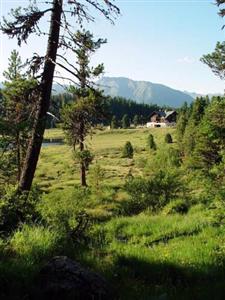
xmin=32 ymin=256 xmax=113 ymax=300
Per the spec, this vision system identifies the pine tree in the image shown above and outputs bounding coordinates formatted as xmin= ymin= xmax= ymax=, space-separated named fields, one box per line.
xmin=0 ymin=51 xmax=37 ymax=183
xmin=182 ymin=97 xmax=209 ymax=158
xmin=201 ymin=42 xmax=225 ymax=81
xmin=3 ymin=50 xmax=23 ymax=81
xmin=147 ymin=134 xmax=157 ymax=150
xmin=111 ymin=115 xmax=118 ymax=129
xmin=122 ymin=114 xmax=130 ymax=129
xmin=176 ymin=102 xmax=189 ymax=144
xmin=165 ymin=133 xmax=173 ymax=144
xmin=122 ymin=141 xmax=134 ymax=158
xmin=62 ymin=30 xmax=107 ymax=187
xmin=194 ymin=96 xmax=225 ymax=170
xmin=133 ymin=114 xmax=139 ymax=127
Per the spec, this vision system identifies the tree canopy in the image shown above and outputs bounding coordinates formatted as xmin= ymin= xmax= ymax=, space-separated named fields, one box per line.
xmin=201 ymin=42 xmax=225 ymax=80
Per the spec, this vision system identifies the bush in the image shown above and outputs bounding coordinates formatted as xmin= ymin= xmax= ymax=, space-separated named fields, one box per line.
xmin=123 ymin=170 xmax=183 ymax=215
xmin=122 ymin=141 xmax=134 ymax=158
xmin=144 ymin=147 xmax=182 ymax=174
xmin=38 ymin=187 xmax=90 ymax=241
xmin=163 ymin=199 xmax=190 ymax=215
xmin=0 ymin=186 xmax=41 ymax=235
xmin=147 ymin=134 xmax=157 ymax=150
xmin=165 ymin=133 xmax=173 ymax=143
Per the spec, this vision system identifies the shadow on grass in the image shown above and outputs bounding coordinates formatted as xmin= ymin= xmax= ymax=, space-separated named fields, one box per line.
xmin=109 ymin=254 xmax=225 ymax=300
xmin=1 ymin=244 xmax=225 ymax=300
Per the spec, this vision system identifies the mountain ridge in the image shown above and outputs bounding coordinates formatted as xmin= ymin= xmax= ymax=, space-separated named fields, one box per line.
xmin=1 ymin=78 xmax=222 ymax=108
xmin=97 ymin=76 xmax=194 ymax=107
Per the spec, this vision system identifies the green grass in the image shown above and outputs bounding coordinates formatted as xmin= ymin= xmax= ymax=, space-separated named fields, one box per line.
xmin=78 ymin=206 xmax=225 ymax=299
xmin=44 ymin=128 xmax=64 ymax=140
xmin=37 ymin=127 xmax=176 ymax=191
xmin=2 ymin=128 xmax=225 ymax=299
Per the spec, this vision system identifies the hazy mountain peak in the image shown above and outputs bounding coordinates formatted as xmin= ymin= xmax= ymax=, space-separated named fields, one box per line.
xmin=98 ymin=77 xmax=194 ymax=107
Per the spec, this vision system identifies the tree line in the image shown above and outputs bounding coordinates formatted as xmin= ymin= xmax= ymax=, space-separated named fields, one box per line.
xmin=177 ymin=95 xmax=225 ymax=175
xmin=49 ymin=93 xmax=165 ymax=128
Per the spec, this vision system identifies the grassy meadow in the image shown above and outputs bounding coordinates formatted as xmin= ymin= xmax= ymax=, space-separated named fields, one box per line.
xmin=1 ymin=127 xmax=225 ymax=299
xmin=24 ymin=127 xmax=225 ymax=299
xmin=38 ymin=127 xmax=176 ymax=190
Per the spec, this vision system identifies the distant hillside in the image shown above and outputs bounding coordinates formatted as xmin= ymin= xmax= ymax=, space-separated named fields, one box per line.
xmin=1 ymin=80 xmax=222 ymax=106
xmin=97 ymin=77 xmax=194 ymax=107
xmin=184 ymin=90 xmax=223 ymax=99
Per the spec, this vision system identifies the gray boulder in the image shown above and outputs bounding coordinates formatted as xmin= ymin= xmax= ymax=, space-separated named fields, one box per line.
xmin=32 ymin=256 xmax=113 ymax=300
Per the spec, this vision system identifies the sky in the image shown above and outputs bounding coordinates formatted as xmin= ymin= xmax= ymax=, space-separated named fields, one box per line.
xmin=0 ymin=0 xmax=225 ymax=94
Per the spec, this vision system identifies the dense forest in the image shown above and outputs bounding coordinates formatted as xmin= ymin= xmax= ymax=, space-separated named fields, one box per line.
xmin=50 ymin=93 xmax=164 ymax=127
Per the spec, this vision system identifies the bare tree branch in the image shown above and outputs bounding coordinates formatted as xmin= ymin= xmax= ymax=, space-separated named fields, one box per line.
xmin=49 ymin=58 xmax=80 ymax=80
xmin=54 ymin=75 xmax=79 ymax=86
xmin=57 ymin=53 xmax=79 ymax=73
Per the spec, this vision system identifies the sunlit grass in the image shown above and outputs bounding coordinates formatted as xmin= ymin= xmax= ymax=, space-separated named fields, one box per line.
xmin=37 ymin=127 xmax=176 ymax=192
xmin=31 ymin=127 xmax=225 ymax=299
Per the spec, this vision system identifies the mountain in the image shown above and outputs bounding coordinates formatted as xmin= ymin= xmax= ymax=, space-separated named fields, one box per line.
xmin=183 ymin=91 xmax=204 ymax=99
xmin=1 ymin=78 xmax=221 ymax=107
xmin=184 ymin=90 xmax=223 ymax=99
xmin=97 ymin=77 xmax=194 ymax=107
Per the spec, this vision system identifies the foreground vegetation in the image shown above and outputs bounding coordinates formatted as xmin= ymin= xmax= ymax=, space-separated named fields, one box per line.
xmin=1 ymin=126 xmax=225 ymax=299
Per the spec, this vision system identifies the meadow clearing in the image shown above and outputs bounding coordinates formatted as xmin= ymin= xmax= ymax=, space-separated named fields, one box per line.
xmin=28 ymin=127 xmax=225 ymax=299
xmin=38 ymin=127 xmax=176 ymax=190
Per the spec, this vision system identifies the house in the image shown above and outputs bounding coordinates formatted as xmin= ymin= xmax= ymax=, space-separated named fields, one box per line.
xmin=146 ymin=110 xmax=177 ymax=128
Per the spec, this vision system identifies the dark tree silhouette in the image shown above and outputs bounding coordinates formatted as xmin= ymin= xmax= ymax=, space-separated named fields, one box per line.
xmin=1 ymin=0 xmax=120 ymax=192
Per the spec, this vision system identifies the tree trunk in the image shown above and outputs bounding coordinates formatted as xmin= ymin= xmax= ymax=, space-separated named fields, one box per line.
xmin=80 ymin=152 xmax=87 ymax=187
xmin=16 ymin=130 xmax=21 ymax=181
xmin=80 ymin=125 xmax=87 ymax=187
xmin=18 ymin=0 xmax=63 ymax=191
xmin=79 ymin=65 xmax=87 ymax=187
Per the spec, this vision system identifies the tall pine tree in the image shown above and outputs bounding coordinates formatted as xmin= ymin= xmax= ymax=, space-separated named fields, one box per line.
xmin=0 ymin=50 xmax=37 ymax=183
xmin=62 ymin=30 xmax=107 ymax=187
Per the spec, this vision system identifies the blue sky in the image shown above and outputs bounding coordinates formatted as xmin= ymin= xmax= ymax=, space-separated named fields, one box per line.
xmin=1 ymin=0 xmax=225 ymax=94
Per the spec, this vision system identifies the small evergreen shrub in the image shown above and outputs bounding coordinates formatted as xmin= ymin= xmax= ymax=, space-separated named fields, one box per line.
xmin=89 ymin=163 xmax=105 ymax=192
xmin=111 ymin=115 xmax=119 ymax=129
xmin=147 ymin=134 xmax=157 ymax=150
xmin=163 ymin=199 xmax=190 ymax=215
xmin=123 ymin=170 xmax=183 ymax=215
xmin=122 ymin=114 xmax=130 ymax=129
xmin=122 ymin=141 xmax=134 ymax=158
xmin=89 ymin=163 xmax=106 ymax=202
xmin=165 ymin=133 xmax=173 ymax=143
